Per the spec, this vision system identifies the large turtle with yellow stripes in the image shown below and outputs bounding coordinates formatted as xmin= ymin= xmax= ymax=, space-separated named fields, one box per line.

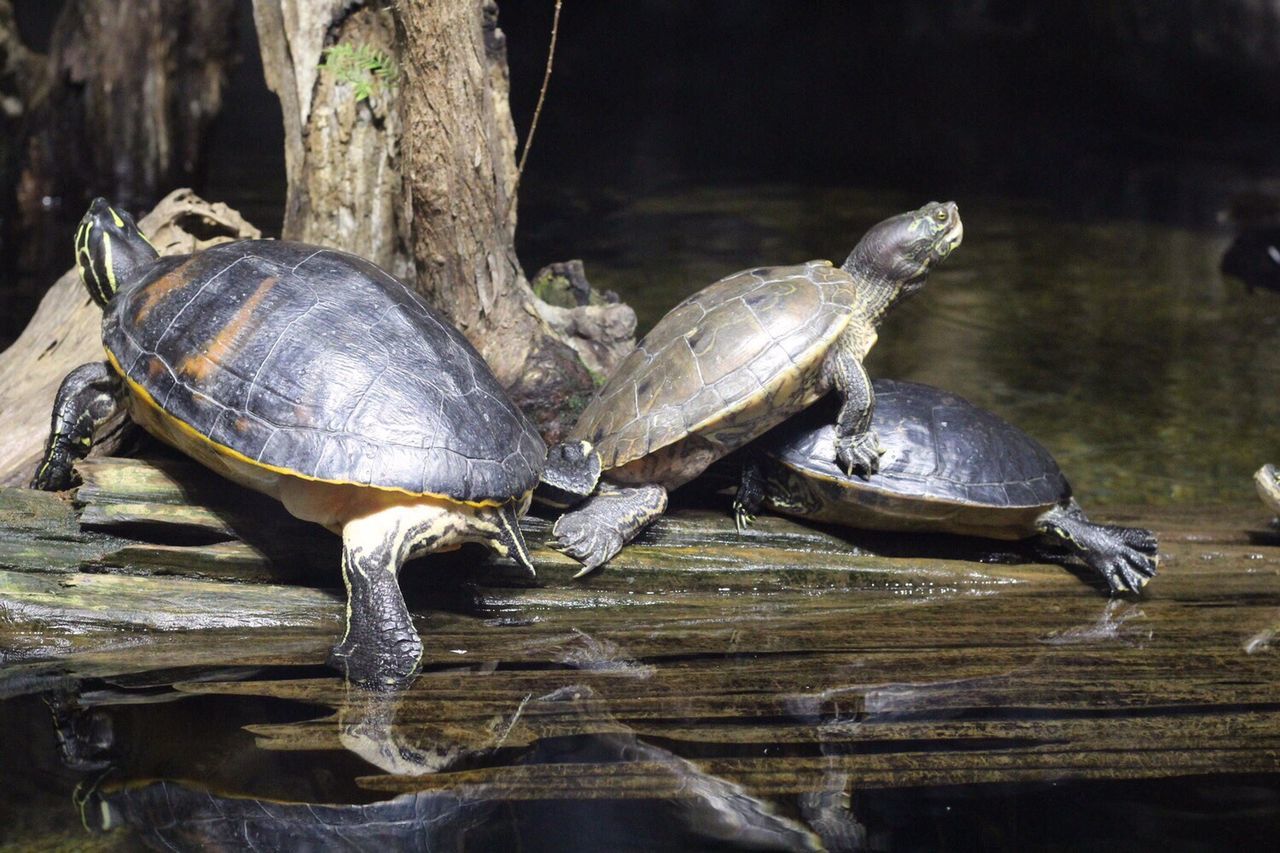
xmin=32 ymin=199 xmax=546 ymax=688
xmin=552 ymin=201 xmax=964 ymax=574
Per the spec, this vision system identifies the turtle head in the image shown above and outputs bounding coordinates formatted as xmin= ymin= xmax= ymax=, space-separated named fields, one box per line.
xmin=842 ymin=201 xmax=963 ymax=300
xmin=75 ymin=198 xmax=159 ymax=307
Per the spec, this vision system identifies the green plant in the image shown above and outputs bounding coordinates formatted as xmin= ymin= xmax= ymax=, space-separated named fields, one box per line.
xmin=319 ymin=43 xmax=399 ymax=102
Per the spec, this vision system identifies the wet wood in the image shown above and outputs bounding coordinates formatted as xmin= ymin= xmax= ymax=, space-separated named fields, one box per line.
xmin=0 ymin=455 xmax=1278 ymax=798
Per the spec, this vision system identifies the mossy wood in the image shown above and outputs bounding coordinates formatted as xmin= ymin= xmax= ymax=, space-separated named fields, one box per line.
xmin=1 ymin=456 xmax=1279 ymax=796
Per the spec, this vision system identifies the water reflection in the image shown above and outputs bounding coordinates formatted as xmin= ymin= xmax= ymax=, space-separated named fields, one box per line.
xmin=55 ymin=676 xmax=823 ymax=852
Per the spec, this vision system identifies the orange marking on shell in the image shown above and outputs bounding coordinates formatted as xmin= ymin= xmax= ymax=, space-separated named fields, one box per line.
xmin=133 ymin=258 xmax=198 ymax=324
xmin=178 ymin=276 xmax=278 ymax=382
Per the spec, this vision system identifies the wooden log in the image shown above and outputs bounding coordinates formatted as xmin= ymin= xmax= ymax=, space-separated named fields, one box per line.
xmin=1 ymin=454 xmax=1279 ymax=794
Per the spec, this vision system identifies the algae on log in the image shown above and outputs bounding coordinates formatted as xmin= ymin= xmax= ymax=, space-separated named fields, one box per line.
xmin=0 ymin=191 xmax=261 ymax=486
xmin=1 ymin=455 xmax=1280 ymax=793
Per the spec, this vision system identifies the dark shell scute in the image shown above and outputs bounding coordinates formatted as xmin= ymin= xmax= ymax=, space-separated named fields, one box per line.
xmin=770 ymin=379 xmax=1068 ymax=509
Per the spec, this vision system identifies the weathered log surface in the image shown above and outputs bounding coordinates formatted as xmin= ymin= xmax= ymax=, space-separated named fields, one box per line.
xmin=1 ymin=455 xmax=1279 ymax=802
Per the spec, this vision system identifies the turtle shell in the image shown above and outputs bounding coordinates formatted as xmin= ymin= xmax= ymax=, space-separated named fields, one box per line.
xmin=764 ymin=379 xmax=1069 ymax=536
xmin=103 ymin=241 xmax=544 ymax=503
xmin=571 ymin=261 xmax=858 ymax=474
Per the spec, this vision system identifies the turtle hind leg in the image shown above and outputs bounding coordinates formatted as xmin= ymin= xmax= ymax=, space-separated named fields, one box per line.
xmin=536 ymin=440 xmax=602 ymax=508
xmin=1037 ymin=500 xmax=1158 ymax=595
xmin=733 ymin=456 xmax=767 ymax=533
xmin=31 ymin=361 xmax=124 ymax=491
xmin=552 ymin=483 xmax=668 ymax=577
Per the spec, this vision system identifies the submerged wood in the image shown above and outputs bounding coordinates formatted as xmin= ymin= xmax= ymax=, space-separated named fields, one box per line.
xmin=0 ymin=455 xmax=1278 ymax=798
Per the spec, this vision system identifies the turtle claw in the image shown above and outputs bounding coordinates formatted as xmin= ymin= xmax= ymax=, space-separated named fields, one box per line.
xmin=1093 ymin=548 xmax=1158 ymax=595
xmin=836 ymin=431 xmax=883 ymax=478
xmin=732 ymin=500 xmax=756 ymax=534
xmin=551 ymin=515 xmax=620 ymax=578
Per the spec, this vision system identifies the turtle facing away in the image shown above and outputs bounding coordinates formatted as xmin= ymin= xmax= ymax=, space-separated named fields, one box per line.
xmin=553 ymin=202 xmax=963 ymax=574
xmin=1255 ymin=464 xmax=1280 ymax=519
xmin=735 ymin=380 xmax=1158 ymax=593
xmin=32 ymin=199 xmax=547 ymax=687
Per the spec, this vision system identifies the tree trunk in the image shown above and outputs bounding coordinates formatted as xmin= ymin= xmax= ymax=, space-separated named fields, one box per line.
xmin=18 ymin=0 xmax=237 ymax=212
xmin=255 ymin=0 xmax=636 ymax=443
xmin=398 ymin=0 xmax=603 ymax=440
xmin=252 ymin=0 xmax=413 ymax=279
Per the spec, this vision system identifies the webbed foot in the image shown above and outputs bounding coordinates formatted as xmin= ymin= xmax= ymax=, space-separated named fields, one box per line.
xmin=1039 ymin=502 xmax=1158 ymax=595
xmin=732 ymin=499 xmax=756 ymax=533
xmin=551 ymin=483 xmax=668 ymax=577
xmin=835 ymin=431 xmax=883 ymax=478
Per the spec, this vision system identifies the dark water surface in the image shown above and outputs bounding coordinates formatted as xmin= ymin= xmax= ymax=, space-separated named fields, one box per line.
xmin=3 ymin=185 xmax=1280 ymax=851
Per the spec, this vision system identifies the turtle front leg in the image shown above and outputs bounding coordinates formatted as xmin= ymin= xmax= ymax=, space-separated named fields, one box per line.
xmin=31 ymin=361 xmax=125 ymax=491
xmin=552 ymin=482 xmax=668 ymax=577
xmin=733 ymin=456 xmax=767 ymax=532
xmin=329 ymin=509 xmax=423 ymax=690
xmin=1037 ymin=500 xmax=1159 ymax=594
xmin=825 ymin=341 xmax=882 ymax=478
xmin=476 ymin=501 xmax=537 ymax=579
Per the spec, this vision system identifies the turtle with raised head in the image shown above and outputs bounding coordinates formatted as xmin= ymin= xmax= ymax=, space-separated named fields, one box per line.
xmin=552 ymin=202 xmax=963 ymax=574
xmin=734 ymin=380 xmax=1158 ymax=593
xmin=32 ymin=199 xmax=547 ymax=687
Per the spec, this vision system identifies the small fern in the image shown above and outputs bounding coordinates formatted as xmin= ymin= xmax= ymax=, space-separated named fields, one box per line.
xmin=319 ymin=43 xmax=399 ymax=102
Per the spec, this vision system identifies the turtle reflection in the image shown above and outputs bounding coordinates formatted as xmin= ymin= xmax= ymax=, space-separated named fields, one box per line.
xmin=58 ymin=676 xmax=823 ymax=852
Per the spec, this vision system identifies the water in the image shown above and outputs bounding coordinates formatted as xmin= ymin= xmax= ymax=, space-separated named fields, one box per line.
xmin=3 ymin=184 xmax=1279 ymax=851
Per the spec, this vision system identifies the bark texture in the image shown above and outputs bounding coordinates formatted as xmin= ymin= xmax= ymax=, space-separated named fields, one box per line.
xmin=17 ymin=0 xmax=236 ymax=213
xmin=0 ymin=190 xmax=260 ymax=486
xmin=255 ymin=0 xmax=635 ymax=442
xmin=253 ymin=0 xmax=413 ymax=279
xmin=398 ymin=0 xmax=608 ymax=440
xmin=3 ymin=0 xmax=237 ymax=346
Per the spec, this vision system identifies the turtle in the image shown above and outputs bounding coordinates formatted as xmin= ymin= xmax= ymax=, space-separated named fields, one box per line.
xmin=1254 ymin=464 xmax=1280 ymax=519
xmin=551 ymin=201 xmax=963 ymax=574
xmin=31 ymin=199 xmax=547 ymax=688
xmin=733 ymin=379 xmax=1159 ymax=593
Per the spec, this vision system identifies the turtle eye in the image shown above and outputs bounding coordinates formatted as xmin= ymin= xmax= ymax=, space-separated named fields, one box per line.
xmin=934 ymin=209 xmax=948 ymax=222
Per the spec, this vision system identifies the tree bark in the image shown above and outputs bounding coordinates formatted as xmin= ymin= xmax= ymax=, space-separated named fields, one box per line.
xmin=253 ymin=0 xmax=414 ymax=279
xmin=398 ymin=0 xmax=604 ymax=440
xmin=255 ymin=0 xmax=636 ymax=443
xmin=0 ymin=190 xmax=261 ymax=486
xmin=17 ymin=0 xmax=237 ymax=213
